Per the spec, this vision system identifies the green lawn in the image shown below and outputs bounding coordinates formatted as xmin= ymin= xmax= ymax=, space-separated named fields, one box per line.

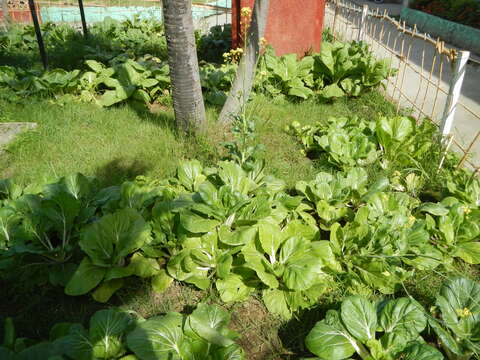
xmin=0 ymin=91 xmax=397 ymax=188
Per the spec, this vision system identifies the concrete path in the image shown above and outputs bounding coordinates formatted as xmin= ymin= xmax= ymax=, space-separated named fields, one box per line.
xmin=0 ymin=123 xmax=37 ymax=151
xmin=326 ymin=1 xmax=480 ymax=168
xmin=351 ymin=0 xmax=403 ymax=16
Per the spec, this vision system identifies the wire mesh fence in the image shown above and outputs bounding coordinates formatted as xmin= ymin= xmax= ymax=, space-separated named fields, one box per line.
xmin=325 ymin=0 xmax=480 ymax=174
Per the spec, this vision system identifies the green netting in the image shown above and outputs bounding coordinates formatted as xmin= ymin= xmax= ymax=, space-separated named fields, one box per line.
xmin=400 ymin=8 xmax=480 ymax=55
xmin=39 ymin=0 xmax=232 ymax=24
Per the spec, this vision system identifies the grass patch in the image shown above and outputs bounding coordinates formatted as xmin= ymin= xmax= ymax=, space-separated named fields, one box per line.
xmin=0 ymin=100 xmax=220 ymax=186
xmin=0 ymin=90 xmax=397 ymax=188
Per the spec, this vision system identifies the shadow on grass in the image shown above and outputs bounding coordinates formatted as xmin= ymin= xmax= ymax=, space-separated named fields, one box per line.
xmin=95 ymin=157 xmax=151 ymax=186
xmin=129 ymin=101 xmax=176 ymax=129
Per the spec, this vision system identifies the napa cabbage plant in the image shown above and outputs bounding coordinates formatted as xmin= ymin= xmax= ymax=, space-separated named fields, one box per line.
xmin=294 ymin=167 xmax=391 ymax=229
xmin=255 ymin=40 xmax=394 ymax=101
xmin=305 ymin=295 xmax=443 ymax=360
xmin=429 ymin=277 xmax=480 ymax=359
xmin=200 ymin=63 xmax=236 ymax=105
xmin=257 ymin=50 xmax=315 ymax=100
xmin=314 ymin=40 xmax=394 ymax=100
xmin=65 ymin=207 xmax=157 ymax=302
xmin=127 ymin=303 xmax=244 ymax=359
xmin=0 ymin=174 xmax=100 ymax=287
xmin=0 ymin=308 xmax=137 ymax=360
xmin=0 ymin=304 xmax=245 ymax=360
xmin=287 ymin=116 xmax=378 ymax=169
xmin=241 ymin=220 xmax=331 ymax=318
xmin=443 ymin=170 xmax=480 ymax=206
xmin=81 ymin=59 xmax=170 ymax=108
xmin=418 ymin=197 xmax=480 ymax=265
xmin=322 ymin=191 xmax=443 ymax=295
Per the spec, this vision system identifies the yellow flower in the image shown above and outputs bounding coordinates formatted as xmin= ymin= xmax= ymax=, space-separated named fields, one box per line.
xmin=241 ymin=7 xmax=252 ymax=17
xmin=259 ymin=37 xmax=268 ymax=47
xmin=223 ymin=48 xmax=244 ymax=64
xmin=456 ymin=307 xmax=472 ymax=318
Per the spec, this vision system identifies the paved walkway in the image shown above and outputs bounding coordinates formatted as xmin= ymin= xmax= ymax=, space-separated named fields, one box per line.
xmin=351 ymin=0 xmax=403 ymax=16
xmin=326 ymin=1 xmax=480 ymax=168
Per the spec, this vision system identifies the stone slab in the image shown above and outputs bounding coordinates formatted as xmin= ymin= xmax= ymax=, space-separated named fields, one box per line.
xmin=0 ymin=122 xmax=37 ymax=149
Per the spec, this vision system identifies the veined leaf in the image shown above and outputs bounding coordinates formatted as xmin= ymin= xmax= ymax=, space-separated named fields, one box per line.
xmin=79 ymin=208 xmax=151 ymax=267
xmin=186 ymin=303 xmax=236 ymax=347
xmin=305 ymin=310 xmax=357 ymax=360
xmin=340 ymin=296 xmax=377 ymax=343
xmin=453 ymin=242 xmax=480 ymax=264
xmin=127 ymin=313 xmax=185 ymax=359
xmin=262 ymin=289 xmax=291 ymax=319
xmin=65 ymin=257 xmax=106 ymax=296
xmin=379 ymin=298 xmax=426 ymax=339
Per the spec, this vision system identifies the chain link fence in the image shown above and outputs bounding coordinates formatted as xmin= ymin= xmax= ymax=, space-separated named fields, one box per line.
xmin=325 ymin=0 xmax=480 ymax=173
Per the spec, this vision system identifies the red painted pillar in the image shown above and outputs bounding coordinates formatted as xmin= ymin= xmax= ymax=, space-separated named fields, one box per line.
xmin=232 ymin=0 xmax=326 ymax=56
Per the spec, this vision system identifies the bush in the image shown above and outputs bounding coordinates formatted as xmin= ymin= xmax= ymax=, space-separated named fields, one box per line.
xmin=197 ymin=24 xmax=232 ymax=64
xmin=410 ymin=0 xmax=480 ymax=29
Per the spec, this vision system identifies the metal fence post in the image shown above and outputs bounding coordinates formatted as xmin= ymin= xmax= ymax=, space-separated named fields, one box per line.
xmin=440 ymin=50 xmax=470 ymax=136
xmin=28 ymin=0 xmax=48 ymax=70
xmin=402 ymin=0 xmax=409 ymax=9
xmin=357 ymin=4 xmax=368 ymax=42
xmin=77 ymin=0 xmax=88 ymax=38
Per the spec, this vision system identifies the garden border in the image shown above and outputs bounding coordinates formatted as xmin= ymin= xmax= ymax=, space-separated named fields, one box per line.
xmin=400 ymin=7 xmax=480 ymax=56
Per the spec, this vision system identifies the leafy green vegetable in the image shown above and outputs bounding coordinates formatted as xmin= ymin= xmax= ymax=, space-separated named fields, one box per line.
xmin=305 ymin=295 xmax=437 ymax=360
xmin=430 ymin=277 xmax=480 ymax=359
xmin=0 ymin=304 xmax=245 ymax=360
xmin=287 ymin=116 xmax=378 ymax=169
xmin=241 ymin=221 xmax=330 ymax=318
xmin=256 ymin=40 xmax=394 ymax=101
xmin=65 ymin=207 xmax=154 ymax=300
xmin=419 ymin=197 xmax=480 ymax=265
xmin=127 ymin=303 xmax=244 ymax=359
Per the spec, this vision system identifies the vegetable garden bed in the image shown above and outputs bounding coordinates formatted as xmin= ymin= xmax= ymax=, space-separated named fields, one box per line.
xmin=0 ymin=17 xmax=479 ymax=360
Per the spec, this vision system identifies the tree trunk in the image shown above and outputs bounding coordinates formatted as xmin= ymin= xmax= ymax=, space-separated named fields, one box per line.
xmin=218 ymin=0 xmax=270 ymax=124
xmin=162 ymin=0 xmax=206 ymax=132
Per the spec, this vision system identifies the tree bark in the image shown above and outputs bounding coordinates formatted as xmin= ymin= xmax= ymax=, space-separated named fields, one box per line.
xmin=218 ymin=0 xmax=270 ymax=124
xmin=162 ymin=0 xmax=206 ymax=132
